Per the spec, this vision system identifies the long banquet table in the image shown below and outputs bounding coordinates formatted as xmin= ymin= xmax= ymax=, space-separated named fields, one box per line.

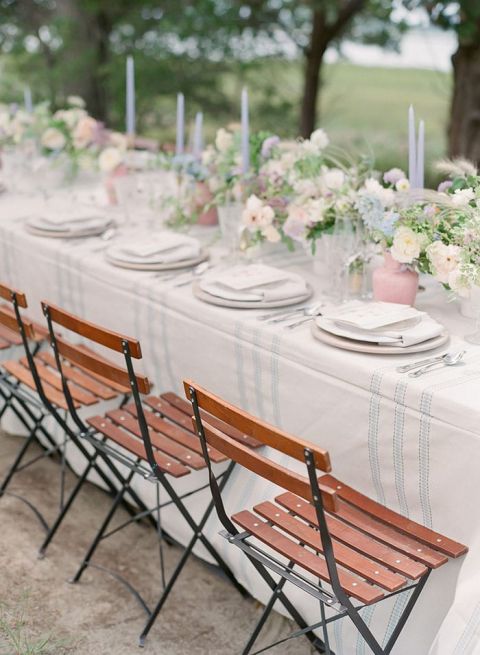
xmin=1 ymin=188 xmax=480 ymax=655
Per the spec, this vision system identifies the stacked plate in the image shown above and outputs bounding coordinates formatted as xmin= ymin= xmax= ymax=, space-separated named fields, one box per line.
xmin=105 ymin=232 xmax=207 ymax=271
xmin=194 ymin=264 xmax=312 ymax=309
xmin=26 ymin=212 xmax=112 ymax=238
xmin=312 ymin=301 xmax=449 ymax=354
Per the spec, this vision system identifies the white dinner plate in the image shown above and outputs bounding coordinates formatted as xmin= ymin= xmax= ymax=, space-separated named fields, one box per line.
xmin=105 ymin=248 xmax=208 ymax=271
xmin=26 ymin=219 xmax=112 ymax=239
xmin=311 ymin=322 xmax=449 ymax=354
xmin=193 ymin=281 xmax=313 ymax=309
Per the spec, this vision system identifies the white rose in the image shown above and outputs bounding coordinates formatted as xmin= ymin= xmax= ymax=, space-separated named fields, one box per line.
xmin=109 ymin=132 xmax=128 ymax=151
xmin=321 ymin=168 xmax=345 ymax=190
xmin=73 ymin=115 xmax=97 ymax=149
xmin=308 ymin=128 xmax=329 ymax=151
xmin=448 ymin=268 xmax=471 ymax=297
xmin=451 ymin=188 xmax=475 ymax=207
xmin=242 ymin=194 xmax=274 ymax=230
xmin=426 ymin=241 xmax=461 ymax=284
xmin=395 ymin=178 xmax=410 ymax=192
xmin=390 ymin=226 xmax=422 ymax=264
xmin=262 ymin=225 xmax=281 ymax=243
xmin=293 ymin=178 xmax=319 ymax=199
xmin=98 ymin=146 xmax=123 ymax=173
xmin=41 ymin=127 xmax=66 ymax=151
xmin=201 ymin=145 xmax=216 ymax=166
xmin=215 ymin=128 xmax=234 ymax=152
xmin=67 ymin=95 xmax=86 ymax=108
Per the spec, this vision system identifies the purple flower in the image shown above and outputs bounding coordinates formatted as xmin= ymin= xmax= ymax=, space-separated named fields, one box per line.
xmin=438 ymin=180 xmax=453 ymax=193
xmin=383 ymin=168 xmax=405 ymax=185
xmin=261 ymin=135 xmax=280 ymax=158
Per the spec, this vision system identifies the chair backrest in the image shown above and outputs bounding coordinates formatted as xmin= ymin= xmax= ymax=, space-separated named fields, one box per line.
xmin=41 ymin=301 xmax=150 ymax=397
xmin=184 ymin=379 xmax=337 ymax=512
xmin=0 ymin=282 xmax=35 ymax=339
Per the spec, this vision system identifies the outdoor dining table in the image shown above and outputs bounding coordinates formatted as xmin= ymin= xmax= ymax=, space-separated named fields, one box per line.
xmin=0 ymin=188 xmax=479 ymax=655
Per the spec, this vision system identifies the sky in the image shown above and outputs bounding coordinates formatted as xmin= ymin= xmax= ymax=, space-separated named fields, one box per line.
xmin=329 ymin=27 xmax=456 ymax=72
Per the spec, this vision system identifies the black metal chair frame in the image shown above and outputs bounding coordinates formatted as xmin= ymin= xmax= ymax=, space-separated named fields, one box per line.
xmin=188 ymin=384 xmax=432 ymax=655
xmin=0 ymin=290 xmax=155 ymax=557
xmin=41 ymin=306 xmax=247 ymax=646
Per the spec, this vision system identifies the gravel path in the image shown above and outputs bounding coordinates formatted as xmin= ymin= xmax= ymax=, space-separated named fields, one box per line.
xmin=0 ymin=431 xmax=313 ymax=654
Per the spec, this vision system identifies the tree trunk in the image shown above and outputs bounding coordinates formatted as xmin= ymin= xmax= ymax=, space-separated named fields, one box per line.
xmin=300 ymin=10 xmax=327 ymax=138
xmin=449 ymin=42 xmax=480 ymax=163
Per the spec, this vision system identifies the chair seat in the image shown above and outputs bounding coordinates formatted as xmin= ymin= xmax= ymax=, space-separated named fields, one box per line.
xmin=86 ymin=392 xmax=262 ymax=480
xmin=1 ymin=349 xmax=125 ymax=411
xmin=231 ymin=479 xmax=468 ymax=606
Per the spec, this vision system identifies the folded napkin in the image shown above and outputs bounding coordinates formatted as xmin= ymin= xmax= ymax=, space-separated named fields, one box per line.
xmin=200 ymin=265 xmax=308 ymax=302
xmin=317 ymin=315 xmax=444 ymax=347
xmin=110 ymin=232 xmax=200 ymax=263
xmin=323 ymin=300 xmax=424 ymax=331
xmin=29 ymin=215 xmax=108 ymax=232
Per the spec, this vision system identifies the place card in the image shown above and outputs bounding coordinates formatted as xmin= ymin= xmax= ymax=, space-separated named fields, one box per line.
xmin=323 ymin=300 xmax=424 ymax=331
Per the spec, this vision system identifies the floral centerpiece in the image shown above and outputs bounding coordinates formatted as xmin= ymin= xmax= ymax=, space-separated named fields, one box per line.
xmin=241 ymin=129 xmax=374 ymax=251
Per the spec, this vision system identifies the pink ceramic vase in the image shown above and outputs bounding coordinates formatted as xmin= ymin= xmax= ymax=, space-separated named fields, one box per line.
xmin=372 ymin=252 xmax=419 ymax=306
xmin=104 ymin=163 xmax=129 ymax=205
xmin=193 ymin=182 xmax=218 ymax=226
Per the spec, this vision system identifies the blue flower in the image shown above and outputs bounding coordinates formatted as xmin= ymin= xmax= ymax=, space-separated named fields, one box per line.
xmin=355 ymin=194 xmax=384 ymax=230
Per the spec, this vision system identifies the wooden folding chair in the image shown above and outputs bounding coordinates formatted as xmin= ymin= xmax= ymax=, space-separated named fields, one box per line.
xmin=0 ymin=283 xmax=148 ymax=555
xmin=41 ymin=300 xmax=254 ymax=646
xmin=185 ymin=379 xmax=469 ymax=655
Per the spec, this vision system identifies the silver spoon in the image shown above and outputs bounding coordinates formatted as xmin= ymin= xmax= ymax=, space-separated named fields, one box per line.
xmin=409 ymin=350 xmax=466 ymax=378
xmin=397 ymin=352 xmax=452 ymax=373
xmin=286 ymin=306 xmax=324 ymax=329
xmin=256 ymin=304 xmax=313 ymax=322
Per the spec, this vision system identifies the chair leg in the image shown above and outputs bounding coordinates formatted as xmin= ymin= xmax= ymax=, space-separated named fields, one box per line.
xmin=0 ymin=416 xmax=44 ymax=496
xmin=383 ymin=571 xmax=430 ymax=655
xmin=70 ymin=467 xmax=136 ymax=584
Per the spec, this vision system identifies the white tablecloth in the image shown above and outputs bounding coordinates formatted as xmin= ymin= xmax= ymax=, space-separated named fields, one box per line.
xmin=1 ymin=189 xmax=479 ymax=655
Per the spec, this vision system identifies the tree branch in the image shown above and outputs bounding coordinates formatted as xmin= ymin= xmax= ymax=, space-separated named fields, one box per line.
xmin=326 ymin=0 xmax=367 ymax=41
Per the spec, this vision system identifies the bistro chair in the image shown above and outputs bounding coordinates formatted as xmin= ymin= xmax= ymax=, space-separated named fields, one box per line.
xmin=40 ymin=300 xmax=260 ymax=646
xmin=0 ymin=282 xmax=148 ymax=556
xmin=185 ymin=379 xmax=469 ymax=655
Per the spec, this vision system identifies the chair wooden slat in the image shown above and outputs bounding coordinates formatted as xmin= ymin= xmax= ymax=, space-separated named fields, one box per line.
xmin=276 ymin=492 xmax=427 ymax=580
xmin=160 ymin=392 xmax=263 ymax=448
xmin=320 ymin=475 xmax=468 ymax=559
xmin=254 ymin=501 xmax=407 ymax=591
xmin=184 ymin=380 xmax=330 ymax=471
xmin=107 ymin=409 xmax=206 ymax=470
xmin=0 ymin=307 xmax=35 ymax=339
xmin=0 ymin=323 xmax=23 ymax=345
xmin=41 ymin=302 xmax=142 ymax=358
xmin=124 ymin=403 xmax=228 ymax=463
xmin=56 ymin=336 xmax=150 ymax=395
xmin=86 ymin=416 xmax=189 ymax=478
xmin=2 ymin=360 xmax=75 ymax=410
xmin=0 ymin=283 xmax=27 ymax=308
xmin=36 ymin=352 xmax=118 ymax=400
xmin=0 ymin=305 xmax=48 ymax=342
xmin=233 ymin=510 xmax=384 ymax=605
xmin=19 ymin=357 xmax=98 ymax=406
xmin=0 ymin=337 xmax=10 ymax=350
xmin=197 ymin=419 xmax=337 ymax=512
xmin=145 ymin=396 xmax=196 ymax=432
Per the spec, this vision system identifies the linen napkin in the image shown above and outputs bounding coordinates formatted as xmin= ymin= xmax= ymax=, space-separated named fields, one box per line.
xmin=316 ymin=315 xmax=444 ymax=347
xmin=322 ymin=300 xmax=424 ymax=331
xmin=28 ymin=214 xmax=108 ymax=232
xmin=200 ymin=264 xmax=308 ymax=302
xmin=109 ymin=232 xmax=200 ymax=264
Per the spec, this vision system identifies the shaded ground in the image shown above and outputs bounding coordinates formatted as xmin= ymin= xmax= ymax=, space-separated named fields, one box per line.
xmin=0 ymin=431 xmax=313 ymax=654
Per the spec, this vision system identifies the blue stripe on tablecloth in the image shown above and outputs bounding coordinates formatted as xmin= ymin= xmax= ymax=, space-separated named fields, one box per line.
xmin=356 ymin=605 xmax=376 ymax=655
xmin=418 ymin=389 xmax=434 ymax=528
xmin=0 ymin=225 xmax=13 ymax=283
xmin=453 ymin=602 xmax=480 ymax=655
xmin=382 ymin=589 xmax=411 ymax=648
xmin=234 ymin=321 xmax=249 ymax=411
xmin=252 ymin=327 xmax=265 ymax=419
xmin=368 ymin=370 xmax=386 ymax=506
xmin=270 ymin=333 xmax=282 ymax=427
xmin=393 ymin=380 xmax=409 ymax=516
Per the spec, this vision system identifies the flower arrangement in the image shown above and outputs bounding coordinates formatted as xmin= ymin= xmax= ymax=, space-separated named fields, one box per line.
xmin=241 ymin=129 xmax=374 ymax=250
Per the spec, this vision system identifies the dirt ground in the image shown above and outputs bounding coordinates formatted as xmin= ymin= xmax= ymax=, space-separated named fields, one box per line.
xmin=0 ymin=431 xmax=314 ymax=655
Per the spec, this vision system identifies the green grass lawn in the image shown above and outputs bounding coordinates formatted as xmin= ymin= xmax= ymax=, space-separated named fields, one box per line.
xmin=238 ymin=60 xmax=451 ymax=184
